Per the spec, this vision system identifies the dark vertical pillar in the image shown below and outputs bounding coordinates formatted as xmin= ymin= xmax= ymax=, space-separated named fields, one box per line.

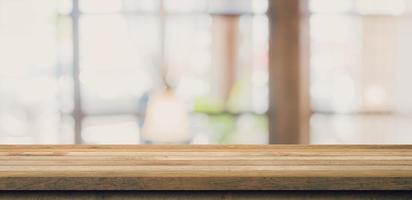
xmin=268 ymin=0 xmax=310 ymax=144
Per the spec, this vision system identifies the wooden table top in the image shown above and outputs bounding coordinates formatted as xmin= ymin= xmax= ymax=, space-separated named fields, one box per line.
xmin=1 ymin=145 xmax=412 ymax=190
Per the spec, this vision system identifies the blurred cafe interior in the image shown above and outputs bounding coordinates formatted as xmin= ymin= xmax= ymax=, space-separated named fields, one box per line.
xmin=1 ymin=0 xmax=412 ymax=145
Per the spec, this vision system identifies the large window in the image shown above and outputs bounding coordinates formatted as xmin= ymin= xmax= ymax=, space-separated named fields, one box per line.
xmin=0 ymin=0 xmax=269 ymax=144
xmin=310 ymin=0 xmax=412 ymax=144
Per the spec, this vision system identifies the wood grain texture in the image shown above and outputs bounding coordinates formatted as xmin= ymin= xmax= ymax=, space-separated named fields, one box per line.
xmin=0 ymin=145 xmax=412 ymax=190
xmin=1 ymin=191 xmax=412 ymax=200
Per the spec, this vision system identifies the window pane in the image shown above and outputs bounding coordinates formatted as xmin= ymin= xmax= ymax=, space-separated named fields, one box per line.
xmin=165 ymin=14 xmax=269 ymax=115
xmin=80 ymin=15 xmax=159 ymax=70
xmin=80 ymin=0 xmax=160 ymax=13
xmin=165 ymin=15 xmax=212 ymax=106
xmin=310 ymin=14 xmax=362 ymax=113
xmin=311 ymin=114 xmax=412 ymax=144
xmin=310 ymin=0 xmax=412 ymax=144
xmin=228 ymin=15 xmax=268 ymax=114
xmin=0 ymin=0 xmax=73 ymax=144
xmin=165 ymin=0 xmax=207 ymax=13
xmin=310 ymin=0 xmax=412 ymax=115
xmin=208 ymin=0 xmax=268 ymax=14
xmin=190 ymin=113 xmax=268 ymax=144
xmin=0 ymin=1 xmax=57 ymax=76
xmin=79 ymin=15 xmax=159 ymax=114
xmin=309 ymin=0 xmax=354 ymax=13
xmin=1 ymin=0 xmax=270 ymax=144
xmin=58 ymin=0 xmax=72 ymax=14
xmin=82 ymin=115 xmax=140 ymax=144
xmin=80 ymin=70 xmax=152 ymax=114
xmin=356 ymin=0 xmax=405 ymax=15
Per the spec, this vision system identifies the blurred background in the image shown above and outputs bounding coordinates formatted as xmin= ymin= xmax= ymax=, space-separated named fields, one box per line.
xmin=0 ymin=0 xmax=411 ymax=144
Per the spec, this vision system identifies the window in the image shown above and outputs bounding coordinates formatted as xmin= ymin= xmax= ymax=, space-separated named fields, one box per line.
xmin=310 ymin=0 xmax=412 ymax=144
xmin=0 ymin=0 xmax=269 ymax=144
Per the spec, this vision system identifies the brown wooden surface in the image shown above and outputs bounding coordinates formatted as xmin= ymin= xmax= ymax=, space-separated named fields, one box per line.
xmin=268 ymin=0 xmax=310 ymax=144
xmin=1 ymin=191 xmax=412 ymax=200
xmin=0 ymin=145 xmax=412 ymax=190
